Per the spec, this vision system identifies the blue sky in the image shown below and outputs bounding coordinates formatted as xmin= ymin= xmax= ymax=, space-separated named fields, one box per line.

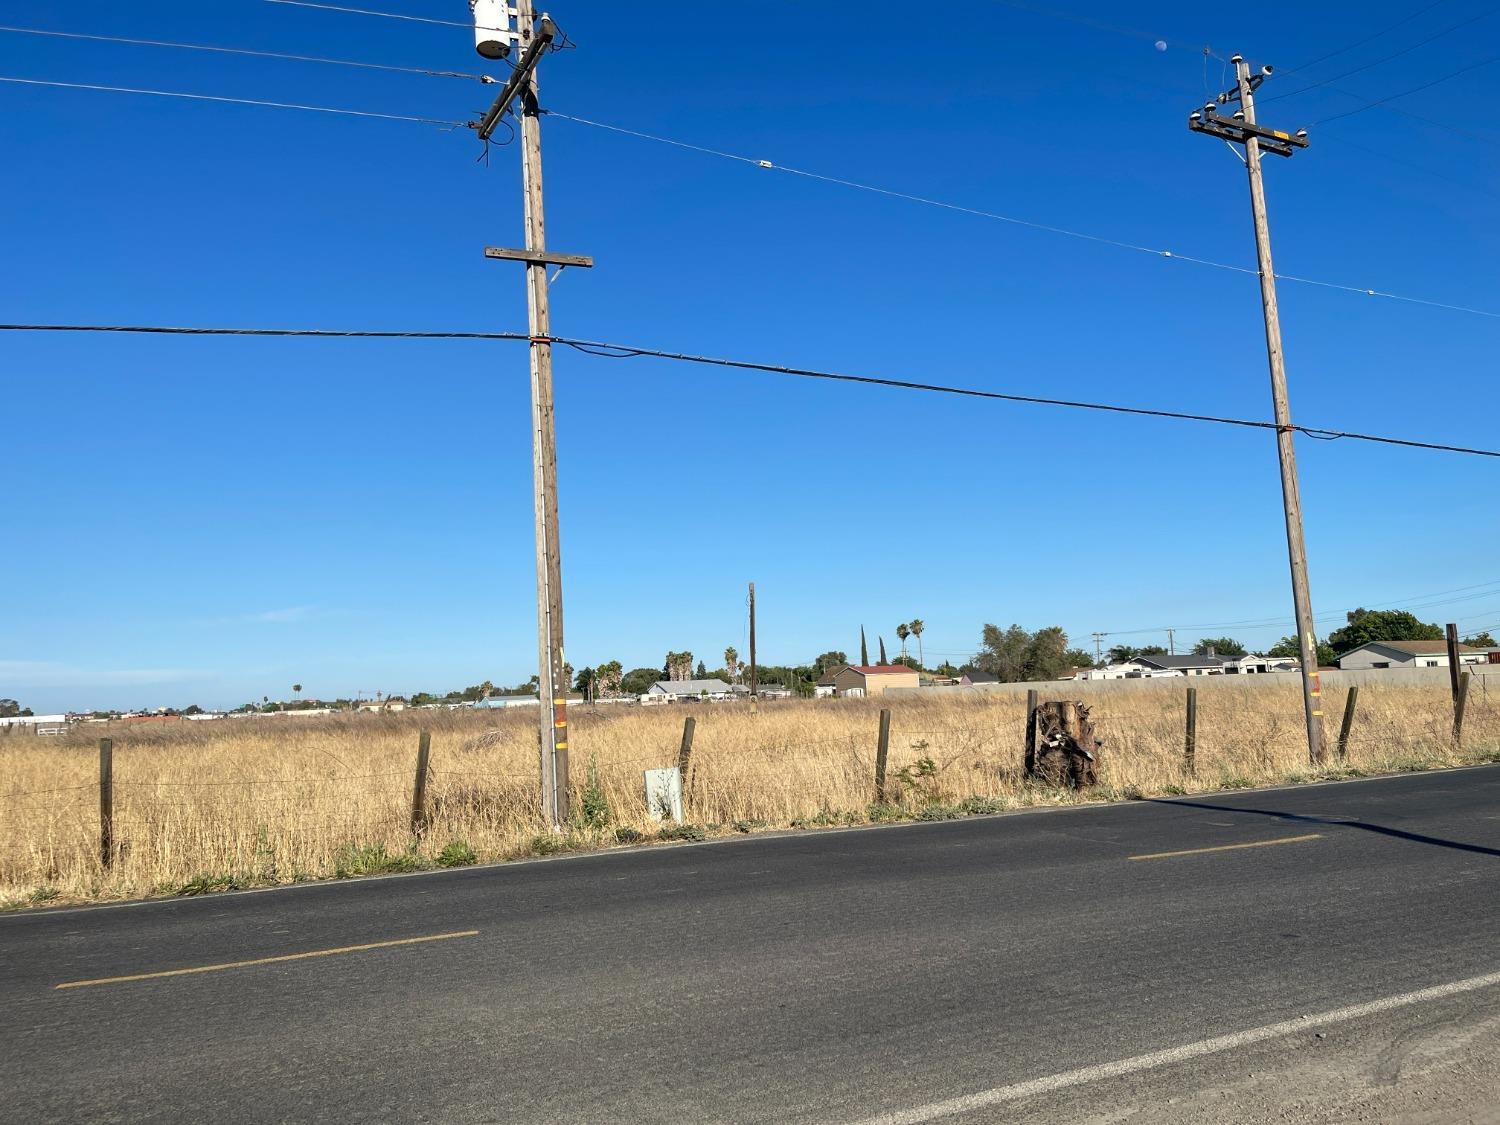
xmin=3 ymin=1 xmax=1498 ymax=711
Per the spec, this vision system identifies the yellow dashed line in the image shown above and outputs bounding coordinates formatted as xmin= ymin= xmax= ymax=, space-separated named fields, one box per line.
xmin=55 ymin=930 xmax=479 ymax=990
xmin=1128 ymin=833 xmax=1323 ymax=861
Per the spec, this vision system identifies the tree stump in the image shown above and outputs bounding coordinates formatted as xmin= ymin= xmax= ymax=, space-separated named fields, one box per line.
xmin=1026 ymin=701 xmax=1101 ymax=789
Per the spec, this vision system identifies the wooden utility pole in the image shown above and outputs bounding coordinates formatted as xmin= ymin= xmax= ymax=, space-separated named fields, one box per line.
xmin=98 ymin=737 xmax=113 ymax=870
xmin=1445 ymin=623 xmax=1462 ymax=700
xmin=473 ymin=3 xmax=592 ymax=827
xmin=748 ymin=581 xmax=759 ymax=713
xmin=1189 ymin=56 xmax=1323 ymax=764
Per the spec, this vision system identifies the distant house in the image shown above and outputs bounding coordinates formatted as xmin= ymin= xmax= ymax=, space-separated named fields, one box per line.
xmin=958 ymin=671 xmax=999 ymax=686
xmin=1336 ymin=640 xmax=1488 ymax=671
xmin=1127 ymin=655 xmax=1226 ymax=677
xmin=474 ymin=694 xmax=539 ymax=709
xmin=1225 ymin=654 xmax=1299 ymax=675
xmin=647 ymin=679 xmax=734 ymax=702
xmin=814 ymin=666 xmax=848 ymax=698
xmin=829 ymin=665 xmax=921 ymax=698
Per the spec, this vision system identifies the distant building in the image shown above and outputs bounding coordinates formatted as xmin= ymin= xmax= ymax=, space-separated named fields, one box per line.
xmin=1336 ymin=640 xmax=1488 ymax=671
xmin=1127 ymin=654 xmax=1227 ymax=676
xmin=647 ymin=679 xmax=734 ymax=702
xmin=829 ymin=665 xmax=921 ymax=698
xmin=814 ymin=666 xmax=848 ymax=698
xmin=958 ymin=671 xmax=999 ymax=686
xmin=473 ymin=694 xmax=539 ymax=709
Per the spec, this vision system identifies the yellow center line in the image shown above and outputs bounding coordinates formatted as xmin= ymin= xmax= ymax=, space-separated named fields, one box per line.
xmin=55 ymin=929 xmax=479 ymax=990
xmin=1128 ymin=833 xmax=1323 ymax=861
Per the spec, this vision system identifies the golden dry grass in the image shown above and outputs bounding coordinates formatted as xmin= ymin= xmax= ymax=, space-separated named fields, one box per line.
xmin=3 ymin=680 xmax=1498 ymax=908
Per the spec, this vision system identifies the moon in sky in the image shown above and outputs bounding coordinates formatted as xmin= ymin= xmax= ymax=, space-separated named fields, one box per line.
xmin=1155 ymin=40 xmax=1168 ymax=52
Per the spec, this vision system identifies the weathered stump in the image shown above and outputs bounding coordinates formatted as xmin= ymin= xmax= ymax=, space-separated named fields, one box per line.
xmin=1026 ymin=700 xmax=1101 ymax=789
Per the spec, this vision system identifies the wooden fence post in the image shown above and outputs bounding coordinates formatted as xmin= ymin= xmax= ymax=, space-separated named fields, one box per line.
xmin=1454 ymin=673 xmax=1471 ymax=746
xmin=1446 ymin=623 xmax=1462 ymax=701
xmin=676 ymin=715 xmax=696 ymax=780
xmin=410 ymin=730 xmax=431 ymax=836
xmin=1184 ymin=688 xmax=1197 ymax=777
xmin=875 ymin=708 xmax=891 ymax=803
xmin=1024 ymin=689 xmax=1039 ymax=775
xmin=1337 ymin=685 xmax=1359 ymax=761
xmin=98 ymin=738 xmax=113 ymax=870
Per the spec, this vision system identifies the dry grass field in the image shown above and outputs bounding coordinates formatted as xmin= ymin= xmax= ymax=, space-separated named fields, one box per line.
xmin=4 ymin=681 xmax=1499 ymax=909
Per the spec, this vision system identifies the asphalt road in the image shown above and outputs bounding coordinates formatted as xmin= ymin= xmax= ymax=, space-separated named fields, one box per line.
xmin=4 ymin=766 xmax=1500 ymax=1124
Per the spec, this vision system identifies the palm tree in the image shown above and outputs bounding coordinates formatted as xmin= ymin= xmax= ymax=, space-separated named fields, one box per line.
xmin=292 ymin=683 xmax=302 ymax=701
xmin=896 ymin=623 xmax=910 ymax=658
xmin=724 ymin=646 xmax=740 ymax=683
xmin=909 ymin=620 xmax=925 ymax=668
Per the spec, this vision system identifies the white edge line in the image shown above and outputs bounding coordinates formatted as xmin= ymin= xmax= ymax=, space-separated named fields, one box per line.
xmin=7 ymin=761 xmax=1497 ymax=922
xmin=852 ymin=968 xmax=1500 ymax=1125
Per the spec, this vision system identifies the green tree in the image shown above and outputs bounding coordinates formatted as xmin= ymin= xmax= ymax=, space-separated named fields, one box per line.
xmin=1192 ymin=637 xmax=1247 ymax=658
xmin=1327 ymin=608 xmax=1443 ymax=655
xmin=896 ymin=623 xmax=910 ymax=657
xmin=1463 ymin=631 xmax=1496 ymax=648
xmin=878 ymin=636 xmax=888 ymax=665
xmin=574 ymin=667 xmax=597 ymax=695
xmin=0 ymin=699 xmax=24 ymax=718
xmin=909 ymin=619 xmax=925 ymax=669
xmin=620 ymin=667 xmax=661 ymax=696
xmin=1107 ymin=645 xmax=1141 ymax=664
xmin=814 ymin=650 xmax=848 ymax=676
xmin=695 ymin=659 xmax=707 ymax=679
xmin=860 ymin=626 xmax=869 ymax=667
xmin=1268 ymin=635 xmax=1338 ymax=667
xmin=723 ymin=646 xmax=740 ymax=683
xmin=1062 ymin=648 xmax=1096 ymax=670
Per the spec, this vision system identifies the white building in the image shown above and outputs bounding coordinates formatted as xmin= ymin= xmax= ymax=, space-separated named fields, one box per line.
xmin=1336 ymin=640 xmax=1490 ymax=671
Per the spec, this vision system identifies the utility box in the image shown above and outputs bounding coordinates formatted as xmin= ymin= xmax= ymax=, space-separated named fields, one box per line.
xmin=643 ymin=768 xmax=684 ymax=824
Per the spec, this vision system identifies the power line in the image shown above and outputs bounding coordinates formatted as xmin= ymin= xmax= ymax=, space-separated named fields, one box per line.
xmin=1307 ymin=53 xmax=1500 ymax=126
xmin=0 ymin=75 xmax=466 ymax=128
xmin=1282 ymin=0 xmax=1455 ymax=75
xmin=545 ymin=111 xmax=1500 ymax=322
xmin=1262 ymin=6 xmax=1500 ymax=104
xmin=263 ymin=0 xmax=491 ymax=32
xmin=4 ymin=322 xmax=1499 ymax=459
xmin=0 ymin=24 xmax=493 ymax=82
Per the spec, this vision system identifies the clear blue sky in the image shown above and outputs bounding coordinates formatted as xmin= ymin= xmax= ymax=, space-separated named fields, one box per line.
xmin=4 ymin=2 xmax=1498 ymax=712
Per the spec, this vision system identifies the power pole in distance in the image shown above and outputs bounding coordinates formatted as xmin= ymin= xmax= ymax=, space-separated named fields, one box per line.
xmin=472 ymin=1 xmax=593 ymax=826
xmin=1091 ymin=631 xmax=1106 ymax=665
xmin=1189 ymin=56 xmax=1325 ymax=764
xmin=1167 ymin=628 xmax=1175 ymax=656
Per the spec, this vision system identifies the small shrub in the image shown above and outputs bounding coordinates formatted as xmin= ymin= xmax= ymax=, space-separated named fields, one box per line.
xmin=1161 ymin=784 xmax=1187 ymax=796
xmin=436 ymin=839 xmax=477 ymax=868
xmin=335 ymin=843 xmax=426 ymax=878
xmin=528 ymin=834 xmax=563 ymax=856
xmin=733 ymin=819 xmax=767 ymax=833
xmin=916 ymin=804 xmax=962 ymax=821
xmin=866 ymin=802 xmax=904 ymax=823
xmin=574 ymin=756 xmax=611 ymax=829
xmin=657 ymin=823 xmax=706 ymax=842
xmin=958 ymin=796 xmax=1005 ymax=816
xmin=175 ymin=872 xmax=243 ymax=896
xmin=28 ymin=886 xmax=60 ymax=904
xmin=614 ymin=827 xmax=643 ymax=844
xmin=1219 ymin=776 xmax=1253 ymax=791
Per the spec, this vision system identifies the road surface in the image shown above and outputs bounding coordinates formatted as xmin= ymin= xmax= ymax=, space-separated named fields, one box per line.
xmin=4 ymin=766 xmax=1499 ymax=1123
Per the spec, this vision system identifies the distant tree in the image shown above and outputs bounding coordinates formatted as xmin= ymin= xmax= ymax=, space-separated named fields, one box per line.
xmin=595 ymin=660 xmax=623 ymax=696
xmin=977 ymin=624 xmax=1032 ymax=682
xmin=724 ymin=646 xmax=740 ymax=683
xmin=1139 ymin=645 xmax=1168 ymax=657
xmin=1268 ymin=635 xmax=1338 ymax=667
xmin=896 ymin=623 xmax=910 ymax=658
xmin=1192 ymin=637 xmax=1247 ymax=658
xmin=574 ymin=667 xmax=597 ymax=696
xmin=0 ymin=699 xmax=22 ymax=718
xmin=892 ymin=654 xmax=920 ymax=670
xmin=813 ymin=651 xmax=848 ymax=676
xmin=292 ymin=683 xmax=302 ymax=699
xmin=183 ymin=704 xmax=204 ymax=715
xmin=933 ymin=662 xmax=959 ymax=678
xmin=878 ymin=636 xmax=888 ymax=665
xmin=1107 ymin=645 xmax=1141 ymax=664
xmin=695 ymin=659 xmax=707 ymax=679
xmin=1327 ymin=608 xmax=1443 ymax=655
xmin=621 ymin=666 xmax=661 ymax=696
xmin=1062 ymin=648 xmax=1097 ymax=670
xmin=859 ymin=626 xmax=869 ymax=667
xmin=1463 ymin=631 xmax=1496 ymax=648
xmin=909 ymin=619 xmax=925 ymax=668
xmin=1027 ymin=626 xmax=1071 ymax=681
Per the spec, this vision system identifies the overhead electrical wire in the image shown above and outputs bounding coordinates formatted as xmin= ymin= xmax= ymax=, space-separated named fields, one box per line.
xmin=2 ymin=322 xmax=1497 ymax=460
xmin=0 ymin=75 xmax=466 ymax=127
xmin=1281 ymin=0 xmax=1455 ymax=75
xmin=1261 ymin=5 xmax=1500 ymax=103
xmin=1307 ymin=53 xmax=1500 ymax=126
xmin=262 ymin=0 xmax=492 ymax=32
xmin=545 ymin=111 xmax=1500 ymax=322
xmin=0 ymin=24 xmax=492 ymax=82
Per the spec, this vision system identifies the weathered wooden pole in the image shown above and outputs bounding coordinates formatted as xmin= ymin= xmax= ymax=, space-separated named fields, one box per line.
xmin=1454 ymin=673 xmax=1471 ymax=746
xmin=410 ymin=730 xmax=431 ymax=836
xmin=1184 ymin=687 xmax=1198 ymax=777
xmin=1336 ymin=685 xmax=1359 ymax=761
xmin=677 ymin=715 xmax=696 ymax=779
xmin=98 ymin=737 xmax=114 ymax=870
xmin=875 ymin=708 xmax=891 ymax=803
